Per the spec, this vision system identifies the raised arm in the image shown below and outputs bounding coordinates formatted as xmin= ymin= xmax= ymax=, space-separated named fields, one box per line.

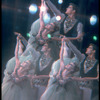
xmin=15 ymin=36 xmax=20 ymax=63
xmin=60 ymin=38 xmax=64 ymax=61
xmin=14 ymin=32 xmax=28 ymax=47
xmin=56 ymin=38 xmax=65 ymax=79
xmin=40 ymin=0 xmax=45 ymax=29
xmin=12 ymin=36 xmax=20 ymax=76
xmin=36 ymin=0 xmax=46 ymax=38
xmin=18 ymin=40 xmax=24 ymax=56
xmin=64 ymin=38 xmax=85 ymax=61
xmin=44 ymin=0 xmax=65 ymax=20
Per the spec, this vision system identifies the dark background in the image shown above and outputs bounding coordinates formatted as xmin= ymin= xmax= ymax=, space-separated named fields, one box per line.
xmin=2 ymin=0 xmax=99 ymax=79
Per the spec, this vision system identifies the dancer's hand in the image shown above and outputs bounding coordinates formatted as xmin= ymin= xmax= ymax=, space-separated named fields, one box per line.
xmin=15 ymin=32 xmax=22 ymax=39
xmin=17 ymin=36 xmax=20 ymax=41
xmin=61 ymin=36 xmax=66 ymax=45
xmin=36 ymin=34 xmax=40 ymax=39
xmin=41 ymin=0 xmax=44 ymax=2
xmin=58 ymin=77 xmax=72 ymax=85
xmin=56 ymin=73 xmax=62 ymax=80
xmin=62 ymin=37 xmax=69 ymax=42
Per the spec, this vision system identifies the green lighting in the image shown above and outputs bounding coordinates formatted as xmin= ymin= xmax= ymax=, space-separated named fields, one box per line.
xmin=47 ymin=34 xmax=51 ymax=38
xmin=26 ymin=33 xmax=31 ymax=37
xmin=93 ymin=36 xmax=97 ymax=41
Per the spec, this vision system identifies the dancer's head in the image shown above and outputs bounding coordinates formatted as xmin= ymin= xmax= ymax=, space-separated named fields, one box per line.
xmin=45 ymin=22 xmax=59 ymax=32
xmin=20 ymin=60 xmax=31 ymax=68
xmin=65 ymin=62 xmax=77 ymax=72
xmin=65 ymin=3 xmax=78 ymax=16
xmin=85 ymin=43 xmax=96 ymax=56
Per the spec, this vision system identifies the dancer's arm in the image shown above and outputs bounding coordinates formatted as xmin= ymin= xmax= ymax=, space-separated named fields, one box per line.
xmin=18 ymin=39 xmax=24 ymax=55
xmin=63 ymin=76 xmax=98 ymax=81
xmin=44 ymin=0 xmax=65 ymax=21
xmin=36 ymin=0 xmax=45 ymax=39
xmin=97 ymin=64 xmax=99 ymax=80
xmin=13 ymin=36 xmax=20 ymax=75
xmin=56 ymin=38 xmax=65 ymax=79
xmin=51 ymin=32 xmax=84 ymax=41
xmin=64 ymin=38 xmax=85 ymax=62
xmin=72 ymin=64 xmax=99 ymax=81
xmin=68 ymin=23 xmax=84 ymax=41
xmin=64 ymin=33 xmax=84 ymax=41
xmin=15 ymin=36 xmax=20 ymax=65
xmin=40 ymin=0 xmax=45 ymax=29
xmin=14 ymin=32 xmax=28 ymax=47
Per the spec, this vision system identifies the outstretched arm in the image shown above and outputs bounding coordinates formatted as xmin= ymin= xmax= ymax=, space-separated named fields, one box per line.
xmin=12 ymin=36 xmax=20 ymax=76
xmin=60 ymin=38 xmax=64 ymax=61
xmin=36 ymin=0 xmax=46 ymax=38
xmin=68 ymin=24 xmax=84 ymax=41
xmin=65 ymin=33 xmax=84 ymax=41
xmin=15 ymin=36 xmax=20 ymax=64
xmin=44 ymin=0 xmax=65 ymax=21
xmin=14 ymin=32 xmax=28 ymax=47
xmin=51 ymin=31 xmax=84 ymax=41
xmin=56 ymin=38 xmax=65 ymax=79
xmin=65 ymin=64 xmax=99 ymax=81
xmin=64 ymin=76 xmax=99 ymax=81
xmin=18 ymin=39 xmax=24 ymax=55
xmin=40 ymin=0 xmax=45 ymax=29
xmin=64 ymin=38 xmax=85 ymax=62
xmin=64 ymin=22 xmax=84 ymax=41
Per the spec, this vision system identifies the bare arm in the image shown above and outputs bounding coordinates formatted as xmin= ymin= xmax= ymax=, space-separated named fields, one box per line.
xmin=66 ymin=63 xmax=99 ymax=81
xmin=66 ymin=22 xmax=84 ymax=41
xmin=45 ymin=0 xmax=65 ymax=21
xmin=18 ymin=40 xmax=24 ymax=55
xmin=64 ymin=33 xmax=84 ymax=40
xmin=65 ymin=38 xmax=85 ymax=62
xmin=63 ymin=22 xmax=84 ymax=41
xmin=56 ymin=38 xmax=65 ymax=78
xmin=36 ymin=0 xmax=45 ymax=38
xmin=60 ymin=38 xmax=64 ymax=61
xmin=77 ymin=22 xmax=84 ymax=41
xmin=51 ymin=32 xmax=84 ymax=41
xmin=64 ymin=76 xmax=99 ymax=81
xmin=40 ymin=0 xmax=45 ymax=29
xmin=12 ymin=36 xmax=20 ymax=76
xmin=51 ymin=37 xmax=85 ymax=61
xmin=64 ymin=22 xmax=84 ymax=41
xmin=97 ymin=64 xmax=99 ymax=80
xmin=64 ymin=64 xmax=99 ymax=81
xmin=15 ymin=36 xmax=20 ymax=64
xmin=14 ymin=32 xmax=28 ymax=47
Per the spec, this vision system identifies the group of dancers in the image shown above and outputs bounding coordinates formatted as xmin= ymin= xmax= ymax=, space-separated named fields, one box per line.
xmin=2 ymin=0 xmax=99 ymax=100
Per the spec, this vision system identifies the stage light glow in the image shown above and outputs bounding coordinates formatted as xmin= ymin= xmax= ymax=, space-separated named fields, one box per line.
xmin=58 ymin=0 xmax=63 ymax=4
xmin=29 ymin=4 xmax=38 ymax=14
xmin=26 ymin=33 xmax=31 ymax=37
xmin=40 ymin=6 xmax=46 ymax=12
xmin=47 ymin=34 xmax=51 ymax=39
xmin=56 ymin=16 xmax=61 ymax=21
xmin=90 ymin=15 xmax=97 ymax=25
xmin=93 ymin=35 xmax=97 ymax=41
xmin=43 ymin=13 xmax=51 ymax=24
